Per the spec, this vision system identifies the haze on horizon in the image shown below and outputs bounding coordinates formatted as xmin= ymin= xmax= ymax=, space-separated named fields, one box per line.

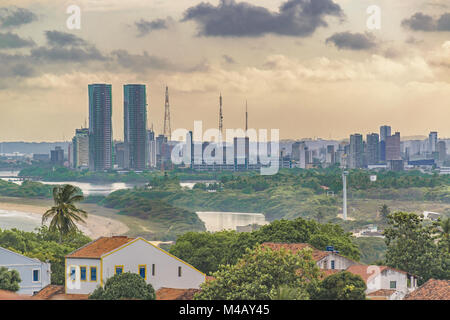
xmin=0 ymin=0 xmax=449 ymax=142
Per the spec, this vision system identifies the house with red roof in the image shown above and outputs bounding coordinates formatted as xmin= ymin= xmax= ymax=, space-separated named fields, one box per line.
xmin=64 ymin=236 xmax=206 ymax=296
xmin=403 ymin=279 xmax=450 ymax=300
xmin=346 ymin=265 xmax=418 ymax=300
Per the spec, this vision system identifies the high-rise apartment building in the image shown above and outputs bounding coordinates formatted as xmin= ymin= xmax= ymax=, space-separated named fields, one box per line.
xmin=386 ymin=132 xmax=401 ymax=161
xmin=88 ymin=84 xmax=113 ymax=171
xmin=72 ymin=128 xmax=89 ymax=169
xmin=124 ymin=84 xmax=147 ymax=170
xmin=379 ymin=125 xmax=391 ymax=162
xmin=366 ymin=133 xmax=380 ymax=165
xmin=349 ymin=134 xmax=364 ymax=169
xmin=429 ymin=131 xmax=438 ymax=154
xmin=438 ymin=140 xmax=446 ymax=164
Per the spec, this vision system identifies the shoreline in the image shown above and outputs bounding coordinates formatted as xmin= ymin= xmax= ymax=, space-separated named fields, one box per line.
xmin=0 ymin=198 xmax=129 ymax=239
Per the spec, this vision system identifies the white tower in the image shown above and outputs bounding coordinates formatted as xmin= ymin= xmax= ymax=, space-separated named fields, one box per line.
xmin=342 ymin=171 xmax=349 ymax=220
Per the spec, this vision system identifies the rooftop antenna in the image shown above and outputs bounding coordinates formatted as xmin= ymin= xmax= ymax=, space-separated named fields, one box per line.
xmin=163 ymin=86 xmax=171 ymax=140
xmin=219 ymin=93 xmax=223 ymax=138
xmin=245 ymin=100 xmax=248 ymax=132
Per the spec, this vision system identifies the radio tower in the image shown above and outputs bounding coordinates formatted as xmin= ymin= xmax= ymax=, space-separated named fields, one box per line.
xmin=245 ymin=100 xmax=248 ymax=132
xmin=219 ymin=93 xmax=223 ymax=138
xmin=163 ymin=86 xmax=171 ymax=140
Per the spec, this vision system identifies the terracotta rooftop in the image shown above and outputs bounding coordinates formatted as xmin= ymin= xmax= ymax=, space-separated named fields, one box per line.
xmin=367 ymin=289 xmax=396 ymax=297
xmin=346 ymin=265 xmax=407 ymax=283
xmin=66 ymin=236 xmax=135 ymax=258
xmin=156 ymin=288 xmax=200 ymax=300
xmin=404 ymin=279 xmax=450 ymax=300
xmin=33 ymin=285 xmax=89 ymax=300
xmin=261 ymin=243 xmax=330 ymax=262
xmin=0 ymin=290 xmax=34 ymax=300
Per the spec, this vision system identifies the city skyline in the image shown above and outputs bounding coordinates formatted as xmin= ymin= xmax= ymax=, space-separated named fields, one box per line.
xmin=0 ymin=0 xmax=449 ymax=141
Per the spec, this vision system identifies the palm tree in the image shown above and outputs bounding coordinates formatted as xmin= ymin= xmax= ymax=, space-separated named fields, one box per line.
xmin=42 ymin=184 xmax=87 ymax=240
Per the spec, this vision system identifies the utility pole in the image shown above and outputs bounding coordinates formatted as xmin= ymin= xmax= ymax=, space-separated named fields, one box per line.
xmin=342 ymin=170 xmax=348 ymax=220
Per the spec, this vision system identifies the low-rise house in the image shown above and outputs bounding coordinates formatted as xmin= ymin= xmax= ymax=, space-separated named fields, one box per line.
xmin=346 ymin=265 xmax=418 ymax=300
xmin=403 ymin=279 xmax=450 ymax=300
xmin=262 ymin=243 xmax=358 ymax=271
xmin=0 ymin=247 xmax=51 ymax=295
xmin=65 ymin=236 xmax=206 ymax=296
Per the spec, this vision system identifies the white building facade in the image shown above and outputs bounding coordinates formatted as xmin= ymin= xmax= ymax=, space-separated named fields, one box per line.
xmin=0 ymin=247 xmax=51 ymax=295
xmin=65 ymin=237 xmax=206 ymax=295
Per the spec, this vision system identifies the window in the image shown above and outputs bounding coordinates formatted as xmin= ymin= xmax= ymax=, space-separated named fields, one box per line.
xmin=331 ymin=260 xmax=335 ymax=270
xmin=70 ymin=267 xmax=76 ymax=281
xmin=152 ymin=264 xmax=155 ymax=276
xmin=115 ymin=266 xmax=123 ymax=275
xmin=32 ymin=269 xmax=40 ymax=282
xmin=80 ymin=266 xmax=87 ymax=281
xmin=139 ymin=265 xmax=147 ymax=280
xmin=90 ymin=267 xmax=97 ymax=282
xmin=390 ymin=281 xmax=397 ymax=289
xmin=178 ymin=266 xmax=182 ymax=277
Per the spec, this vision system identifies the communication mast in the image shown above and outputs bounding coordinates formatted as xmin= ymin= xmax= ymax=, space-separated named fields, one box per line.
xmin=163 ymin=86 xmax=171 ymax=140
xmin=219 ymin=93 xmax=223 ymax=138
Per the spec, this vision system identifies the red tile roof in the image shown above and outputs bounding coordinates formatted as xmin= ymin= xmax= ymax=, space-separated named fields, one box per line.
xmin=404 ymin=279 xmax=450 ymax=300
xmin=261 ymin=243 xmax=329 ymax=262
xmin=156 ymin=288 xmax=200 ymax=300
xmin=367 ymin=289 xmax=396 ymax=297
xmin=346 ymin=265 xmax=407 ymax=283
xmin=33 ymin=285 xmax=89 ymax=300
xmin=66 ymin=236 xmax=135 ymax=258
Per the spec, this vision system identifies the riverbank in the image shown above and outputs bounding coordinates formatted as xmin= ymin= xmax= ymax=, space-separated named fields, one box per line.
xmin=0 ymin=197 xmax=129 ymax=239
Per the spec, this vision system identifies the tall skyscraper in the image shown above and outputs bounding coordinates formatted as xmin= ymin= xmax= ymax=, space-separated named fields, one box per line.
xmin=72 ymin=128 xmax=89 ymax=169
xmin=429 ymin=131 xmax=438 ymax=153
xmin=124 ymin=84 xmax=147 ymax=170
xmin=386 ymin=132 xmax=401 ymax=161
xmin=438 ymin=140 xmax=446 ymax=164
xmin=349 ymin=134 xmax=364 ymax=169
xmin=366 ymin=133 xmax=380 ymax=165
xmin=89 ymin=84 xmax=113 ymax=171
xmin=379 ymin=125 xmax=391 ymax=162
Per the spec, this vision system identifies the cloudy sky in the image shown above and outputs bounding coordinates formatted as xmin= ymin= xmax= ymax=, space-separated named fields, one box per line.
xmin=0 ymin=0 xmax=449 ymax=141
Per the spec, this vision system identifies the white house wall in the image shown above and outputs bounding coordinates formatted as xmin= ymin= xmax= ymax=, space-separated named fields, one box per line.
xmin=102 ymin=239 xmax=205 ymax=291
xmin=0 ymin=247 xmax=51 ymax=295
xmin=65 ymin=258 xmax=101 ymax=295
xmin=317 ymin=253 xmax=357 ymax=270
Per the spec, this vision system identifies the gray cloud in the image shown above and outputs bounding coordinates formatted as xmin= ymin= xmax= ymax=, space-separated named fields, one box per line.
xmin=182 ymin=0 xmax=343 ymax=38
xmin=111 ymin=49 xmax=174 ymax=72
xmin=0 ymin=7 xmax=38 ymax=28
xmin=135 ymin=18 xmax=170 ymax=37
xmin=222 ymin=54 xmax=236 ymax=64
xmin=30 ymin=46 xmax=106 ymax=62
xmin=0 ymin=32 xmax=35 ymax=49
xmin=326 ymin=32 xmax=377 ymax=51
xmin=402 ymin=12 xmax=450 ymax=31
xmin=45 ymin=30 xmax=87 ymax=47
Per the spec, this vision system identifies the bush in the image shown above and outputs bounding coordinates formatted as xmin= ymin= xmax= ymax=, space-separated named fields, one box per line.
xmin=312 ymin=271 xmax=366 ymax=300
xmin=0 ymin=267 xmax=21 ymax=292
xmin=89 ymin=272 xmax=156 ymax=300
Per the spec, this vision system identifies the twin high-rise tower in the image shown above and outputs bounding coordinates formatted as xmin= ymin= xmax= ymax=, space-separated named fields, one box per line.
xmin=88 ymin=84 xmax=113 ymax=171
xmin=88 ymin=83 xmax=150 ymax=171
xmin=124 ymin=84 xmax=147 ymax=170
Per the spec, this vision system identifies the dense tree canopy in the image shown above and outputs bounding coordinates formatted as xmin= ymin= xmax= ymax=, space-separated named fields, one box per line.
xmin=194 ymin=246 xmax=321 ymax=300
xmin=89 ymin=273 xmax=156 ymax=300
xmin=0 ymin=267 xmax=21 ymax=292
xmin=170 ymin=217 xmax=360 ymax=275
xmin=312 ymin=271 xmax=366 ymax=300
xmin=384 ymin=212 xmax=449 ymax=284
xmin=0 ymin=226 xmax=91 ymax=285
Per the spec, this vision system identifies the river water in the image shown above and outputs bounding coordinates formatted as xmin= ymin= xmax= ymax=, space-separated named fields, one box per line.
xmin=0 ymin=171 xmax=268 ymax=233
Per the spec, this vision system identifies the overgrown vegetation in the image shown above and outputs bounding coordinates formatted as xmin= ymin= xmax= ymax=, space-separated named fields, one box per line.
xmin=0 ymin=227 xmax=91 ymax=285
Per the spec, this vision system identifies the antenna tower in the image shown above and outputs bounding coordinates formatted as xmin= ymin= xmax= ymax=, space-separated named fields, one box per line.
xmin=163 ymin=86 xmax=171 ymax=140
xmin=219 ymin=93 xmax=223 ymax=138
